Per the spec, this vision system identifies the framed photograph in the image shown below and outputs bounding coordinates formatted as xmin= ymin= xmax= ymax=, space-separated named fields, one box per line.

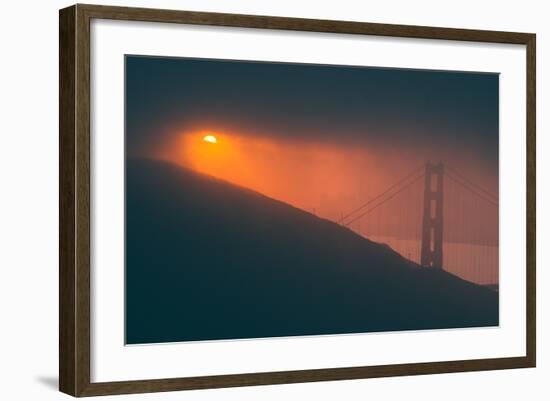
xmin=59 ymin=4 xmax=536 ymax=397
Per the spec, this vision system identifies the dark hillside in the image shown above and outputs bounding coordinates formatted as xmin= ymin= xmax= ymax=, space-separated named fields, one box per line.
xmin=126 ymin=159 xmax=498 ymax=344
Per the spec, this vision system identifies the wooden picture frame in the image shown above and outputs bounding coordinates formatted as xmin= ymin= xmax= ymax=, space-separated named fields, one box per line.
xmin=59 ymin=3 xmax=536 ymax=397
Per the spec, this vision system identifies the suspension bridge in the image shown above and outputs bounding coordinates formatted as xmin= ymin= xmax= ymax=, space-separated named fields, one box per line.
xmin=338 ymin=162 xmax=499 ymax=288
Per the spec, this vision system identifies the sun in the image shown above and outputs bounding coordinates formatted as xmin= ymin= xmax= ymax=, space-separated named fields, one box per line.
xmin=203 ymin=135 xmax=217 ymax=144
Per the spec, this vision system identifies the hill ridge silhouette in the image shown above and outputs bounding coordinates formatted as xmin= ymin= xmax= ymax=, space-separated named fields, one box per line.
xmin=126 ymin=158 xmax=498 ymax=344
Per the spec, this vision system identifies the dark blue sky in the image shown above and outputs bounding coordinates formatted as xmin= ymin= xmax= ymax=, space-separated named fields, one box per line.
xmin=126 ymin=55 xmax=499 ymax=173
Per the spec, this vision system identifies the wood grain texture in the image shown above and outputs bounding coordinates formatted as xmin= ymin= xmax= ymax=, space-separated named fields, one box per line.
xmin=59 ymin=3 xmax=536 ymax=397
xmin=78 ymin=3 xmax=532 ymax=43
xmin=525 ymin=35 xmax=536 ymax=367
xmin=59 ymin=5 xmax=76 ymax=396
xmin=75 ymin=3 xmax=92 ymax=396
xmin=79 ymin=357 xmax=533 ymax=397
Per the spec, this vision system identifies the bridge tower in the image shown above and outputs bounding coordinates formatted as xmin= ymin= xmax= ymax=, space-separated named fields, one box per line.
xmin=420 ymin=162 xmax=444 ymax=268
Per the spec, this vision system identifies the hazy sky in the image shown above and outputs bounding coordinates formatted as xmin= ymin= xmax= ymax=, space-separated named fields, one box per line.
xmin=126 ymin=55 xmax=498 ymax=166
xmin=125 ymin=55 xmax=499 ymax=225
xmin=125 ymin=55 xmax=499 ymax=284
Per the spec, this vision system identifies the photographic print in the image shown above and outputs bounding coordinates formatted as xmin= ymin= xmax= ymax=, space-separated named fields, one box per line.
xmin=125 ymin=55 xmax=499 ymax=345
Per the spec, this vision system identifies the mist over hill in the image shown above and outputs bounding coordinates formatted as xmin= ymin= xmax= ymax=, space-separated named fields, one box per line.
xmin=126 ymin=158 xmax=498 ymax=344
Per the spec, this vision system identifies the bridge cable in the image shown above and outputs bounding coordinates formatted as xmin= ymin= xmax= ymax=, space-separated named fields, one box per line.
xmin=339 ymin=164 xmax=425 ymax=225
xmin=446 ymin=165 xmax=498 ymax=200
xmin=343 ymin=173 xmax=424 ymax=227
xmin=444 ymin=172 xmax=499 ymax=207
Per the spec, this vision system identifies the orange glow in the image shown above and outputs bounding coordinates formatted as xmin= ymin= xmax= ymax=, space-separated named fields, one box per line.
xmin=155 ymin=130 xmax=390 ymax=223
xmin=148 ymin=127 xmax=498 ymax=283
xmin=203 ymin=135 xmax=217 ymax=144
xmin=153 ymin=128 xmax=498 ymax=233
